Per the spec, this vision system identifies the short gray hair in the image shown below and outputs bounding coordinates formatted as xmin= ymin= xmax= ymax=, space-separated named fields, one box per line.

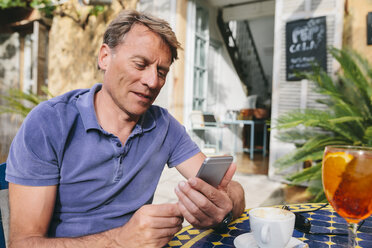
xmin=103 ymin=9 xmax=181 ymax=63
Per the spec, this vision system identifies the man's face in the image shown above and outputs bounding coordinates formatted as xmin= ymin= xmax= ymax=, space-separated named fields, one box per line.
xmin=98 ymin=24 xmax=172 ymax=118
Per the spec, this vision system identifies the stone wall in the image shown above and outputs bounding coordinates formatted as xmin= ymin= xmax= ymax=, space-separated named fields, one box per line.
xmin=48 ymin=0 xmax=138 ymax=96
xmin=0 ymin=0 xmax=138 ymax=162
xmin=0 ymin=33 xmax=23 ymax=162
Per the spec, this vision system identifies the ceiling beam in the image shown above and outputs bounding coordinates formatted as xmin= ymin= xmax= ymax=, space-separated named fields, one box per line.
xmin=209 ymin=0 xmax=257 ymax=7
xmin=222 ymin=0 xmax=275 ymax=21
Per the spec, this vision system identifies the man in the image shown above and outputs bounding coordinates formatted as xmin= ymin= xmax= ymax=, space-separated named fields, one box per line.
xmin=6 ymin=10 xmax=245 ymax=248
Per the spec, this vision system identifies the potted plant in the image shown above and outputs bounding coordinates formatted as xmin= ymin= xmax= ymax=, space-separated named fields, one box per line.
xmin=0 ymin=0 xmax=109 ymax=30
xmin=273 ymin=47 xmax=372 ymax=202
xmin=0 ymin=87 xmax=52 ymax=118
xmin=0 ymin=0 xmax=57 ymax=24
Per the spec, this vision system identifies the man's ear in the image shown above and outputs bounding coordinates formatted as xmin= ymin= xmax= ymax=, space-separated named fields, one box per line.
xmin=98 ymin=44 xmax=111 ymax=71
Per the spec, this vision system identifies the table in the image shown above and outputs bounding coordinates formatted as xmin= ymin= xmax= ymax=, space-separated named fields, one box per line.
xmin=191 ymin=123 xmax=223 ymax=154
xmin=222 ymin=120 xmax=267 ymax=160
xmin=166 ymin=203 xmax=372 ymax=247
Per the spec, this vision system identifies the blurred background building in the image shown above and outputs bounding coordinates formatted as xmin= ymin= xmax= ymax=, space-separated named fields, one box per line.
xmin=0 ymin=0 xmax=371 ymax=183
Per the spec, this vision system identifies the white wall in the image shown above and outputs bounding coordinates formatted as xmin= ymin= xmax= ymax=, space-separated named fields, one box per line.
xmin=249 ymin=16 xmax=274 ymax=98
xmin=183 ymin=1 xmax=249 ymax=154
xmin=210 ymin=7 xmax=247 ymax=119
xmin=206 ymin=6 xmax=276 ymax=154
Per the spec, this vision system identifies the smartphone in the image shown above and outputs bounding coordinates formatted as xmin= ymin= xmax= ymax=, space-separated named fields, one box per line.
xmin=196 ymin=155 xmax=233 ymax=187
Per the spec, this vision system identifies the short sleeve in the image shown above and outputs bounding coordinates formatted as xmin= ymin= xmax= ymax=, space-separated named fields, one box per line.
xmin=6 ymin=102 xmax=62 ymax=186
xmin=166 ymin=114 xmax=200 ymax=167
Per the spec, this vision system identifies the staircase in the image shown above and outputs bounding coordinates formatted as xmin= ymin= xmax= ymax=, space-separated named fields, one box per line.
xmin=217 ymin=10 xmax=269 ymax=103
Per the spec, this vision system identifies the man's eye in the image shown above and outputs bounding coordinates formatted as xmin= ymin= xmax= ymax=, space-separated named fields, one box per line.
xmin=158 ymin=71 xmax=165 ymax=78
xmin=135 ymin=63 xmax=145 ymax=69
xmin=158 ymin=70 xmax=167 ymax=79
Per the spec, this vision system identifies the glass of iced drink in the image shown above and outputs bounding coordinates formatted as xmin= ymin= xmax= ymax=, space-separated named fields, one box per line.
xmin=322 ymin=145 xmax=372 ymax=248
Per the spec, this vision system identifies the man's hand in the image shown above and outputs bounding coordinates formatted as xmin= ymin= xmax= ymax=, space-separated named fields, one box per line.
xmin=9 ymin=182 xmax=183 ymax=248
xmin=112 ymin=203 xmax=184 ymax=248
xmin=175 ymin=163 xmax=239 ymax=229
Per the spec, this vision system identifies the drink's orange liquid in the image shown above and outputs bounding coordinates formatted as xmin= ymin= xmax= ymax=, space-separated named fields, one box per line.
xmin=322 ymin=149 xmax=372 ymax=223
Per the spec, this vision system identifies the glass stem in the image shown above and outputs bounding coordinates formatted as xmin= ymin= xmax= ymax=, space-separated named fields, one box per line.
xmin=347 ymin=222 xmax=358 ymax=248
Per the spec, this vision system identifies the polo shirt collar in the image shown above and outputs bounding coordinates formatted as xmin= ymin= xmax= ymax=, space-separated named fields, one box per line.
xmin=76 ymin=83 xmax=156 ymax=133
xmin=76 ymin=83 xmax=101 ymax=131
xmin=134 ymin=109 xmax=156 ymax=134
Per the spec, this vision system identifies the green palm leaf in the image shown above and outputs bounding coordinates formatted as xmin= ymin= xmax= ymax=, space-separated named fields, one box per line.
xmin=274 ymin=47 xmax=372 ymax=202
xmin=0 ymin=87 xmax=51 ymax=118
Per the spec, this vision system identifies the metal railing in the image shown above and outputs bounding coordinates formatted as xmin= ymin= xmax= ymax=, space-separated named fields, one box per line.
xmin=217 ymin=10 xmax=269 ymax=95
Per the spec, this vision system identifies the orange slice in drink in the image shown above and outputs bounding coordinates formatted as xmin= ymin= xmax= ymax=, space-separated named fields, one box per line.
xmin=323 ymin=152 xmax=354 ymax=197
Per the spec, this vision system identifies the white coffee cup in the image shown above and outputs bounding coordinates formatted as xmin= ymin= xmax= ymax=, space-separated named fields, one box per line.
xmin=249 ymin=207 xmax=295 ymax=248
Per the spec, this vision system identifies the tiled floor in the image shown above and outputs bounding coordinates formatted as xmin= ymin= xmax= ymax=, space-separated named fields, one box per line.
xmin=234 ymin=152 xmax=269 ymax=175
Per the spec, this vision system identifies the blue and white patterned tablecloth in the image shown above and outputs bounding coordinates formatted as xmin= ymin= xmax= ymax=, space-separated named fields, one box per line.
xmin=166 ymin=203 xmax=372 ymax=248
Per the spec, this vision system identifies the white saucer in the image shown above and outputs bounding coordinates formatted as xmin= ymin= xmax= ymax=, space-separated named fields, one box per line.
xmin=234 ymin=232 xmax=307 ymax=248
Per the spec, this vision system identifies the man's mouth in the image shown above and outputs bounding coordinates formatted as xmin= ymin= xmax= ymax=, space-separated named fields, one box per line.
xmin=134 ymin=92 xmax=151 ymax=101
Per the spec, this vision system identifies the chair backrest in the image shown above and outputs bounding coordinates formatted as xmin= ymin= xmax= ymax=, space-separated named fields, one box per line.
xmin=0 ymin=163 xmax=8 ymax=248
xmin=190 ymin=111 xmax=219 ymax=128
xmin=0 ymin=163 xmax=8 ymax=190
xmin=203 ymin=113 xmax=218 ymax=127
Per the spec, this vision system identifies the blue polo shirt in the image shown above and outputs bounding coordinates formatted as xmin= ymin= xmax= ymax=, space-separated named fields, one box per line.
xmin=6 ymin=83 xmax=200 ymax=237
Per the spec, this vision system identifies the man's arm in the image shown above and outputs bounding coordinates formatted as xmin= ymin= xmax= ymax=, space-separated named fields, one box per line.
xmin=175 ymin=153 xmax=245 ymax=229
xmin=9 ymin=183 xmax=183 ymax=248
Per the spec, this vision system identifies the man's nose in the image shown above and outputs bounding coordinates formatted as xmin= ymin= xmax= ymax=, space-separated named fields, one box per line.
xmin=142 ymin=67 xmax=159 ymax=88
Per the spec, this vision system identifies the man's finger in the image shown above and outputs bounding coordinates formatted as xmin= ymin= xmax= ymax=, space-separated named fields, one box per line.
xmin=218 ymin=163 xmax=236 ymax=189
xmin=177 ymin=201 xmax=202 ymax=226
xmin=144 ymin=203 xmax=182 ymax=217
xmin=152 ymin=224 xmax=183 ymax=239
xmin=183 ymin=178 xmax=230 ymax=211
xmin=175 ymin=182 xmax=213 ymax=219
xmin=150 ymin=216 xmax=184 ymax=229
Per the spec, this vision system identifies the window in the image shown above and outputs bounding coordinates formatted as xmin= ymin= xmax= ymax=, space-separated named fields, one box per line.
xmin=192 ymin=5 xmax=209 ymax=111
xmin=206 ymin=39 xmax=221 ymax=112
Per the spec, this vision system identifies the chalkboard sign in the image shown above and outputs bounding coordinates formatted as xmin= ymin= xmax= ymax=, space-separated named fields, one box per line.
xmin=367 ymin=12 xmax=372 ymax=45
xmin=286 ymin=16 xmax=327 ymax=81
